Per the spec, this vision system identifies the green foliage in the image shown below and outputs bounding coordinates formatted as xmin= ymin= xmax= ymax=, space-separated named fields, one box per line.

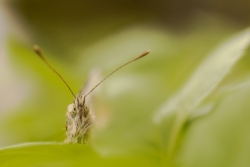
xmin=155 ymin=28 xmax=250 ymax=165
xmin=0 ymin=25 xmax=250 ymax=167
xmin=0 ymin=142 xmax=156 ymax=167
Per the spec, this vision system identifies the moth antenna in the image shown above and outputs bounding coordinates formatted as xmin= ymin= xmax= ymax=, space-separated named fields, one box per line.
xmin=33 ymin=45 xmax=76 ymax=98
xmin=84 ymin=50 xmax=150 ymax=98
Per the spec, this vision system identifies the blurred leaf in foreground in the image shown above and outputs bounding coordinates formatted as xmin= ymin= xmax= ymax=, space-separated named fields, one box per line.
xmin=0 ymin=142 xmax=156 ymax=167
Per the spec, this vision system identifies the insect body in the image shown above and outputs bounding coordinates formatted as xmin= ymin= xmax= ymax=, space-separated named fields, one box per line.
xmin=33 ymin=45 xmax=149 ymax=144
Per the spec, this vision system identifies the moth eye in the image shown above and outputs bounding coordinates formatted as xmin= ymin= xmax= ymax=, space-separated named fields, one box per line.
xmin=67 ymin=104 xmax=75 ymax=112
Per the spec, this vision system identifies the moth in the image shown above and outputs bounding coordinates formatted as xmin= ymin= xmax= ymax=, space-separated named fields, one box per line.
xmin=33 ymin=45 xmax=149 ymax=144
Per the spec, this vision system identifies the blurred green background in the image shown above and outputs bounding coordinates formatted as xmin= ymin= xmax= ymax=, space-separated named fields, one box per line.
xmin=0 ymin=0 xmax=250 ymax=167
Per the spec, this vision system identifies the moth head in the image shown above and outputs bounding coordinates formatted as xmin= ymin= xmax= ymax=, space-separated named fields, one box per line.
xmin=67 ymin=94 xmax=89 ymax=119
xmin=74 ymin=94 xmax=85 ymax=110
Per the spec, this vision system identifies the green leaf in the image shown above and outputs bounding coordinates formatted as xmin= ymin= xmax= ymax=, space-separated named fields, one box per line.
xmin=153 ymin=28 xmax=250 ymax=165
xmin=155 ymin=28 xmax=250 ymax=122
xmin=0 ymin=142 xmax=157 ymax=167
xmin=179 ymin=76 xmax=250 ymax=167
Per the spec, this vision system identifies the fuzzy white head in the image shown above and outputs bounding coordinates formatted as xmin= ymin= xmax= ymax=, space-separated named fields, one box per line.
xmin=65 ymin=94 xmax=92 ymax=144
xmin=33 ymin=45 xmax=149 ymax=144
